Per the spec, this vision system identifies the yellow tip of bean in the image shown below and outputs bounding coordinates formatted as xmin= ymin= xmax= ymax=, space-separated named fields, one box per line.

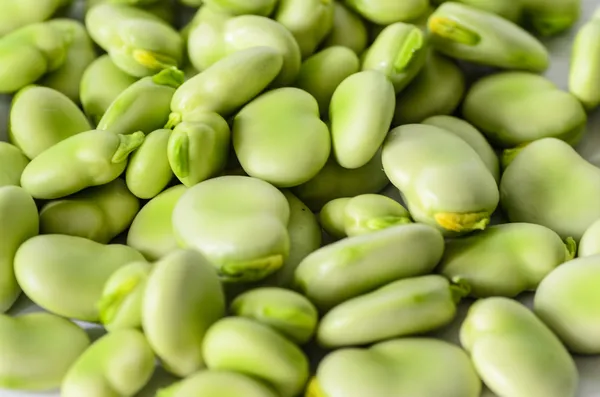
xmin=434 ymin=212 xmax=490 ymax=233
xmin=428 ymin=16 xmax=481 ymax=45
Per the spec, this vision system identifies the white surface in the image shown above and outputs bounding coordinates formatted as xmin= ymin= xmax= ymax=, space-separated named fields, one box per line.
xmin=1 ymin=0 xmax=600 ymax=396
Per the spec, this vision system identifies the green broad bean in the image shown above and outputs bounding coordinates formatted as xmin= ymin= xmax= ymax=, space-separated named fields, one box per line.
xmin=294 ymin=223 xmax=444 ymax=311
xmin=98 ymin=67 xmax=184 ymax=136
xmin=157 ymin=371 xmax=279 ymax=397
xmin=168 ymin=112 xmax=231 ymax=187
xmin=0 ymin=0 xmax=70 ymax=37
xmin=293 ymin=149 xmax=390 ymax=211
xmin=87 ymin=0 xmax=176 ymax=26
xmin=422 ymin=115 xmax=500 ymax=183
xmin=438 ymin=223 xmax=576 ymax=297
xmin=382 ymin=124 xmax=499 ymax=235
xmin=393 ymin=51 xmax=465 ymax=125
xmin=172 ymin=176 xmax=290 ymax=282
xmin=361 ymin=23 xmax=428 ymax=93
xmin=319 ymin=197 xmax=351 ymax=239
xmin=98 ymin=261 xmax=151 ymax=331
xmin=534 ymin=255 xmax=600 ymax=354
xmin=431 ymin=0 xmax=522 ymax=23
xmin=85 ymin=3 xmax=183 ymax=77
xmin=231 ymin=287 xmax=319 ymax=344
xmin=168 ymin=47 xmax=283 ymax=125
xmin=14 ymin=234 xmax=145 ymax=321
xmin=0 ymin=143 xmax=29 ymax=187
xmin=321 ymin=2 xmax=368 ymax=55
xmin=329 ymin=71 xmax=395 ymax=169
xmin=20 ymin=130 xmax=144 ymax=199
xmin=9 ymin=85 xmax=92 ymax=159
xmin=203 ymin=0 xmax=279 ymax=16
xmin=40 ymin=19 xmax=97 ymax=103
xmin=569 ymin=15 xmax=600 ymax=111
xmin=295 ymin=46 xmax=360 ymax=117
xmin=460 ymin=297 xmax=578 ymax=397
xmin=127 ymin=185 xmax=187 ymax=261
xmin=0 ymin=22 xmax=71 ymax=93
xmin=317 ymin=275 xmax=466 ymax=348
xmin=309 ymin=338 xmax=481 ymax=397
xmin=274 ymin=0 xmax=334 ymax=58
xmin=80 ymin=55 xmax=138 ymax=126
xmin=579 ymin=218 xmax=600 ymax=257
xmin=39 ymin=178 xmax=140 ymax=243
xmin=233 ymin=87 xmax=330 ymax=187
xmin=126 ymin=129 xmax=173 ymax=199
xmin=61 ymin=329 xmax=155 ymax=397
xmin=463 ymin=72 xmax=586 ymax=148
xmin=0 ymin=186 xmax=38 ymax=313
xmin=203 ymin=317 xmax=309 ymax=397
xmin=142 ymin=249 xmax=225 ymax=377
xmin=500 ymin=138 xmax=600 ymax=241
xmin=521 ymin=0 xmax=581 ymax=36
xmin=344 ymin=194 xmax=412 ymax=237
xmin=0 ymin=312 xmax=90 ymax=391
xmin=188 ymin=15 xmax=301 ymax=86
xmin=345 ymin=0 xmax=429 ymax=25
xmin=428 ymin=2 xmax=549 ymax=72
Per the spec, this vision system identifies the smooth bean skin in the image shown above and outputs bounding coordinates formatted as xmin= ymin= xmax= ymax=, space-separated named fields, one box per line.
xmin=382 ymin=124 xmax=499 ymax=235
xmin=521 ymin=0 xmax=581 ymax=36
xmin=463 ymin=72 xmax=586 ymax=148
xmin=231 ymin=287 xmax=319 ymax=344
xmin=61 ymin=329 xmax=155 ymax=397
xmin=80 ymin=55 xmax=138 ymax=125
xmin=322 ymin=2 xmax=368 ymax=55
xmin=39 ymin=178 xmax=140 ymax=243
xmin=534 ymin=255 xmax=600 ymax=354
xmin=428 ymin=2 xmax=549 ymax=72
xmin=173 ymin=176 xmax=290 ymax=282
xmin=127 ymin=185 xmax=186 ymax=261
xmin=438 ymin=223 xmax=576 ymax=298
xmin=98 ymin=68 xmax=184 ymax=136
xmin=87 ymin=0 xmax=177 ymax=24
xmin=168 ymin=112 xmax=231 ymax=187
xmin=20 ymin=130 xmax=144 ymax=200
xmin=203 ymin=0 xmax=278 ymax=16
xmin=9 ymin=85 xmax=91 ymax=159
xmin=85 ymin=3 xmax=183 ymax=77
xmin=460 ymin=298 xmax=578 ymax=397
xmin=126 ymin=128 xmax=173 ymax=199
xmin=143 ymin=250 xmax=225 ymax=377
xmin=40 ymin=19 xmax=97 ymax=103
xmin=169 ymin=47 xmax=282 ymax=125
xmin=310 ymin=338 xmax=481 ymax=397
xmin=0 ymin=0 xmax=70 ymax=37
xmin=233 ymin=87 xmax=330 ymax=187
xmin=0 ymin=312 xmax=90 ymax=391
xmin=318 ymin=275 xmax=463 ymax=348
xmin=186 ymin=7 xmax=231 ymax=72
xmin=188 ymin=15 xmax=301 ymax=86
xmin=330 ymin=71 xmax=395 ymax=169
xmin=157 ymin=371 xmax=279 ymax=397
xmin=14 ymin=235 xmax=145 ymax=321
xmin=569 ymin=17 xmax=600 ymax=111
xmin=422 ymin=115 xmax=500 ymax=183
xmin=579 ymin=218 xmax=600 ymax=257
xmin=431 ymin=0 xmax=522 ymax=22
xmin=362 ymin=23 xmax=427 ymax=93
xmin=0 ymin=22 xmax=70 ymax=94
xmin=294 ymin=223 xmax=444 ymax=311
xmin=500 ymin=138 xmax=600 ymax=241
xmin=274 ymin=0 xmax=334 ymax=58
xmin=0 ymin=143 xmax=28 ymax=187
xmin=319 ymin=197 xmax=351 ymax=239
xmin=393 ymin=51 xmax=465 ymax=125
xmin=293 ymin=150 xmax=389 ymax=211
xmin=295 ymin=46 xmax=360 ymax=117
xmin=98 ymin=261 xmax=151 ymax=331
xmin=0 ymin=187 xmax=38 ymax=313
xmin=344 ymin=194 xmax=412 ymax=237
xmin=262 ymin=190 xmax=322 ymax=288
xmin=345 ymin=0 xmax=429 ymax=25
xmin=203 ymin=317 xmax=309 ymax=397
